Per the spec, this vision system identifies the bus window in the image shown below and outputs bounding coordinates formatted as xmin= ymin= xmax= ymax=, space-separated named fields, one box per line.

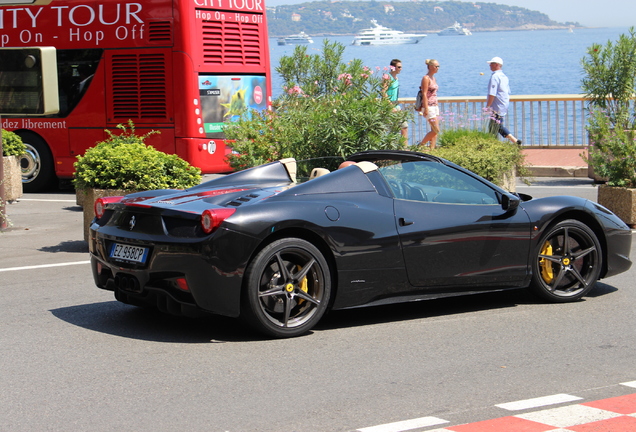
xmin=199 ymin=75 xmax=268 ymax=139
xmin=55 ymin=49 xmax=103 ymax=117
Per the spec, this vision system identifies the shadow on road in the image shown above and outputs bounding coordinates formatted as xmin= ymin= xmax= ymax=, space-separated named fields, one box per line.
xmin=49 ymin=283 xmax=618 ymax=342
xmin=316 ymin=283 xmax=618 ymax=332
xmin=39 ymin=240 xmax=89 ymax=253
xmin=50 ymin=301 xmax=253 ymax=343
xmin=63 ymin=205 xmax=82 ymax=212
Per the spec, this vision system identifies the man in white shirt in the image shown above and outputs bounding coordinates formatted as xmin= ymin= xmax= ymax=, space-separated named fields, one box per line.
xmin=486 ymin=57 xmax=522 ymax=145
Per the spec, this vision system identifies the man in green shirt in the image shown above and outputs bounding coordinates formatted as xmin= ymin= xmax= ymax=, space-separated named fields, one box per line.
xmin=383 ymin=59 xmax=408 ymax=143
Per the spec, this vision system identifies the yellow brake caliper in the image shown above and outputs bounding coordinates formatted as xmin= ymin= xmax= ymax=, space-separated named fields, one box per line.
xmin=540 ymin=241 xmax=554 ymax=283
xmin=297 ymin=265 xmax=308 ymax=303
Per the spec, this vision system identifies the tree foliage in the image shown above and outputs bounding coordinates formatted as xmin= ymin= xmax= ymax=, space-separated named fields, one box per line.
xmin=581 ymin=27 xmax=636 ymax=130
xmin=582 ymin=28 xmax=636 ymax=187
xmin=224 ymin=40 xmax=408 ymax=171
xmin=268 ymin=0 xmax=567 ymax=36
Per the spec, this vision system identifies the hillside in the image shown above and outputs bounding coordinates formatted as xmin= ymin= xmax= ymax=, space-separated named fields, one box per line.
xmin=267 ymin=0 xmax=578 ymax=36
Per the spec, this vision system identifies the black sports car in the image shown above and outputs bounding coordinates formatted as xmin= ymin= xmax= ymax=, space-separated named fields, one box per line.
xmin=89 ymin=150 xmax=632 ymax=337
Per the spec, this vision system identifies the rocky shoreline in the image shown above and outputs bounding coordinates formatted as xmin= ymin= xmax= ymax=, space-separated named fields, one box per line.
xmin=278 ymin=25 xmax=583 ymax=37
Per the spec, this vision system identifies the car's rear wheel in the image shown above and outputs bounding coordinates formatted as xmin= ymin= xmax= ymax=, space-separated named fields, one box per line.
xmin=530 ymin=219 xmax=602 ymax=302
xmin=242 ymin=238 xmax=331 ymax=338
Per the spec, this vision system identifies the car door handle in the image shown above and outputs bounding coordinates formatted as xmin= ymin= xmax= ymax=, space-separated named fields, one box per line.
xmin=399 ymin=218 xmax=414 ymax=226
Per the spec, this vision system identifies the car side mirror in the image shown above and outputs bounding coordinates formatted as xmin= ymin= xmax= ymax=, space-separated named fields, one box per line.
xmin=501 ymin=193 xmax=520 ymax=212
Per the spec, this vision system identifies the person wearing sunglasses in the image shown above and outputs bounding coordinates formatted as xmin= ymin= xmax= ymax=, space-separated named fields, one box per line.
xmin=382 ymin=58 xmax=409 ymax=143
xmin=418 ymin=59 xmax=441 ymax=149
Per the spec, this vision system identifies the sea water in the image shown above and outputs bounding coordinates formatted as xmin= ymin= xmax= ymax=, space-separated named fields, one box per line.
xmin=269 ymin=27 xmax=631 ymax=99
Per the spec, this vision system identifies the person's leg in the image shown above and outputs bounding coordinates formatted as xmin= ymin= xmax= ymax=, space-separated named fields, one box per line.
xmin=420 ymin=117 xmax=439 ymax=149
xmin=494 ymin=115 xmax=522 ymax=145
xmin=497 ymin=116 xmax=521 ymax=145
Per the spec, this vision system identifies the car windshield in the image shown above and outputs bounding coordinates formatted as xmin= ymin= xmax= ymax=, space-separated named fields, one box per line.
xmin=376 ymin=159 xmax=499 ymax=204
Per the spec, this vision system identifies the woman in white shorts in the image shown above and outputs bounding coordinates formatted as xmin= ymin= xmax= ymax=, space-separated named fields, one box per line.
xmin=418 ymin=59 xmax=440 ymax=149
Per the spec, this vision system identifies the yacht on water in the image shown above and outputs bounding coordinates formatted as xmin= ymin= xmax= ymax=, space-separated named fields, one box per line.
xmin=437 ymin=22 xmax=472 ymax=36
xmin=277 ymin=32 xmax=314 ymax=45
xmin=352 ymin=20 xmax=426 ymax=46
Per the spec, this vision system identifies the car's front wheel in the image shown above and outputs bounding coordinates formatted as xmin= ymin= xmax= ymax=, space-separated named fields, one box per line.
xmin=530 ymin=219 xmax=602 ymax=302
xmin=242 ymin=238 xmax=331 ymax=338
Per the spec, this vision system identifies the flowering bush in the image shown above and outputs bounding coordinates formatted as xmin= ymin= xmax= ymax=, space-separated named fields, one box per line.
xmin=433 ymin=106 xmax=495 ymax=134
xmin=224 ymin=40 xmax=408 ymax=171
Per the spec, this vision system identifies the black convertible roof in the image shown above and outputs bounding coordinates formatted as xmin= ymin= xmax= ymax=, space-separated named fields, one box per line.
xmin=348 ymin=150 xmax=444 ymax=163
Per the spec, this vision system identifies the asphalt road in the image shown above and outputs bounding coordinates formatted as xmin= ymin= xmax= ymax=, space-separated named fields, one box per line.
xmin=1 ymin=179 xmax=634 ymax=432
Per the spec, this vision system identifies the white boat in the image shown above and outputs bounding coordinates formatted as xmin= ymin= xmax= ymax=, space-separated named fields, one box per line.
xmin=277 ymin=32 xmax=314 ymax=46
xmin=438 ymin=22 xmax=472 ymax=36
xmin=351 ymin=20 xmax=426 ymax=46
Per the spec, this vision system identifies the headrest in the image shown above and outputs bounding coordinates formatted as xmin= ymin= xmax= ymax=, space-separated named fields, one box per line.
xmin=309 ymin=168 xmax=330 ymax=179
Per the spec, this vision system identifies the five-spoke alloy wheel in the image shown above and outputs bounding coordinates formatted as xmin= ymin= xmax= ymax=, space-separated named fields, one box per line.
xmin=243 ymin=238 xmax=331 ymax=338
xmin=530 ymin=219 xmax=602 ymax=302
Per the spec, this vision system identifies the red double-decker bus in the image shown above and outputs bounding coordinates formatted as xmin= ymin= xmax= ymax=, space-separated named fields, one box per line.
xmin=0 ymin=0 xmax=271 ymax=191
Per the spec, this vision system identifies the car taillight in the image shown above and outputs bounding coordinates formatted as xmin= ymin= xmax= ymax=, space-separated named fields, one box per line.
xmin=201 ymin=208 xmax=236 ymax=234
xmin=94 ymin=196 xmax=124 ymax=219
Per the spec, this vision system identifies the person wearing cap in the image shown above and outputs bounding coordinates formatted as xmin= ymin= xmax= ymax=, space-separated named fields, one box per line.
xmin=485 ymin=56 xmax=522 ymax=145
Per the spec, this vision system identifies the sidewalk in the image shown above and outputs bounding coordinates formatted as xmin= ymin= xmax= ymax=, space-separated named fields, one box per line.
xmin=522 ymin=147 xmax=588 ymax=178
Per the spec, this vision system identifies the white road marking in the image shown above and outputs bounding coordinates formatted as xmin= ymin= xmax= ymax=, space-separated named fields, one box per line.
xmin=0 ymin=261 xmax=90 ymax=273
xmin=357 ymin=416 xmax=449 ymax=432
xmin=496 ymin=393 xmax=583 ymax=411
xmin=515 ymin=404 xmax=621 ymax=428
xmin=357 ymin=382 xmax=636 ymax=432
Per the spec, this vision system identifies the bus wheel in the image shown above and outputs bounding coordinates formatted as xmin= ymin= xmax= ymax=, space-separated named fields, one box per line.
xmin=17 ymin=132 xmax=56 ymax=193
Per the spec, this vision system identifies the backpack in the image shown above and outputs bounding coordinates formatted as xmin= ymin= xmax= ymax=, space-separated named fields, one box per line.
xmin=415 ymin=88 xmax=423 ymax=110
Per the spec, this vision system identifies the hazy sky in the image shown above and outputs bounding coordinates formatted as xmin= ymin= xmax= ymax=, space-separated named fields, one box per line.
xmin=265 ymin=0 xmax=635 ymax=28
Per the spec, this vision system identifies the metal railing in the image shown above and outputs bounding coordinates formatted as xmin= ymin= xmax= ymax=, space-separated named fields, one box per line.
xmin=401 ymin=94 xmax=589 ymax=147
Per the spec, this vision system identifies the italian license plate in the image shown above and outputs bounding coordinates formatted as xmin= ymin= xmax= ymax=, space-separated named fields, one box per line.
xmin=110 ymin=243 xmax=148 ymax=264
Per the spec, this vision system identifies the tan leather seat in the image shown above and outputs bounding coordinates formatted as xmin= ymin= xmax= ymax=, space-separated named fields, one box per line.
xmin=309 ymin=168 xmax=330 ymax=179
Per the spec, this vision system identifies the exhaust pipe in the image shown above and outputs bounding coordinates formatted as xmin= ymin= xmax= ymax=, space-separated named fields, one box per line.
xmin=114 ymin=274 xmax=142 ymax=293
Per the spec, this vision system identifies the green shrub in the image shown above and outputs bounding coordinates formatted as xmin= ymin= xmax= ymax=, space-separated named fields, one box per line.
xmin=430 ymin=130 xmax=529 ymax=187
xmin=581 ymin=27 xmax=636 ymax=131
xmin=587 ymin=108 xmax=636 ymax=187
xmin=225 ymin=40 xmax=408 ymax=171
xmin=582 ymin=27 xmax=636 ymax=187
xmin=73 ymin=121 xmax=201 ymax=190
xmin=437 ymin=129 xmax=494 ymax=147
xmin=2 ymin=130 xmax=27 ymax=157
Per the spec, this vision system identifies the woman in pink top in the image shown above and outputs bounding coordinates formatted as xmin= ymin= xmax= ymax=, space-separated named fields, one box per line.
xmin=418 ymin=59 xmax=440 ymax=149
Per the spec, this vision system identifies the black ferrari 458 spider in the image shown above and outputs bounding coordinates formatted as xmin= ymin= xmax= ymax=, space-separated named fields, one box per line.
xmin=89 ymin=150 xmax=632 ymax=337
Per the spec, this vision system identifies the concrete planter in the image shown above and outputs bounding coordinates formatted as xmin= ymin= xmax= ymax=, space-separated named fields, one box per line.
xmin=598 ymin=185 xmax=636 ymax=226
xmin=2 ymin=155 xmax=23 ymax=202
xmin=587 ymin=164 xmax=608 ymax=184
xmin=79 ymin=188 xmax=137 ymax=241
xmin=501 ymin=167 xmax=516 ymax=193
